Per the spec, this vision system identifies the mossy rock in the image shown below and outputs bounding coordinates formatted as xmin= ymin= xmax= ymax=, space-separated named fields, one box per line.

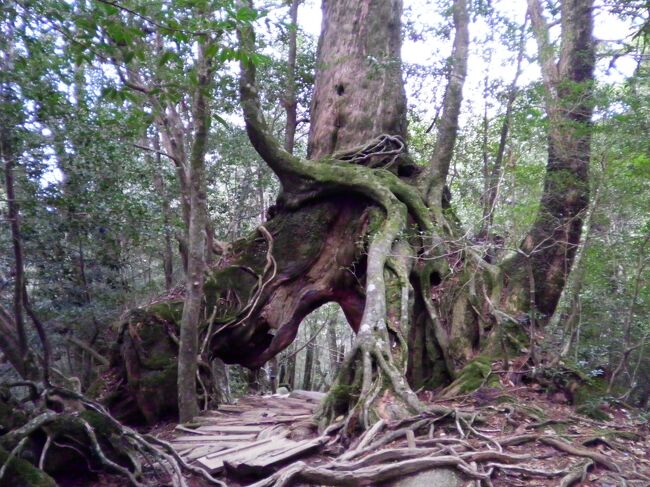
xmin=204 ymin=267 xmax=257 ymax=317
xmin=110 ymin=306 xmax=182 ymax=424
xmin=0 ymin=446 xmax=57 ymax=487
xmin=79 ymin=410 xmax=118 ymax=439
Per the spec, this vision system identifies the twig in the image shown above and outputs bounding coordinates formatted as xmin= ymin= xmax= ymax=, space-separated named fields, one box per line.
xmin=38 ymin=433 xmax=53 ymax=470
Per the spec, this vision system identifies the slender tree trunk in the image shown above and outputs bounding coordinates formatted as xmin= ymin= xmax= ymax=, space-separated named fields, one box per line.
xmin=302 ymin=340 xmax=315 ymax=390
xmin=283 ymin=0 xmax=301 ymax=154
xmin=268 ymin=356 xmax=278 ymax=393
xmin=212 ymin=357 xmax=232 ymax=404
xmin=480 ymin=17 xmax=527 ymax=237
xmin=178 ymin=38 xmax=213 ymax=423
xmin=152 ymin=134 xmax=175 ymax=290
xmin=2 ymin=125 xmax=28 ymax=365
xmin=284 ymin=345 xmax=296 ymax=390
xmin=548 ymin=165 xmax=604 ymax=358
xmin=607 ymin=235 xmax=649 ymax=393
xmin=419 ymin=0 xmax=469 ymax=210
xmin=327 ymin=318 xmax=339 ymax=378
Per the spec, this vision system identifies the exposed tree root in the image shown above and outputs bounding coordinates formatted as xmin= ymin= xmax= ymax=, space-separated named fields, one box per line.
xmin=251 ymin=400 xmax=647 ymax=487
xmin=0 ymin=383 xmax=227 ymax=487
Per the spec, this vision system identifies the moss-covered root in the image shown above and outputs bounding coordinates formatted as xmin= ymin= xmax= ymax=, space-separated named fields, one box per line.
xmin=0 ymin=446 xmax=57 ymax=487
xmin=318 ymin=192 xmax=424 ymax=433
xmin=441 ymin=356 xmax=501 ymax=398
xmin=0 ymin=406 xmax=140 ymax=486
xmin=317 ymin=340 xmax=424 ymax=437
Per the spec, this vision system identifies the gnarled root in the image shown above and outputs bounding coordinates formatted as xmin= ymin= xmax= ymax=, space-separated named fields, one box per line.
xmin=317 ymin=196 xmax=424 ymax=436
xmin=253 ymin=404 xmax=645 ymax=487
xmin=317 ymin=338 xmax=424 ymax=436
xmin=0 ymin=383 xmax=226 ymax=487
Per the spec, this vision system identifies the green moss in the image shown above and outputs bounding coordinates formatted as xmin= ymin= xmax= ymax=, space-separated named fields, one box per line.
xmin=366 ymin=206 xmax=384 ymax=238
xmin=517 ymin=404 xmax=547 ymax=421
xmin=325 ymin=383 xmax=359 ymax=414
xmin=79 ymin=410 xmax=116 ymax=439
xmin=140 ymin=362 xmax=177 ymax=389
xmin=146 ymin=301 xmax=183 ymax=324
xmin=84 ymin=378 xmax=105 ymax=399
xmin=536 ymin=363 xmax=608 ymax=408
xmin=494 ymin=394 xmax=517 ymax=404
xmin=45 ymin=415 xmax=85 ymax=438
xmin=550 ymin=422 xmax=569 ymax=434
xmin=0 ymin=446 xmax=57 ymax=487
xmin=269 ymin=202 xmax=334 ymax=268
xmin=141 ymin=349 xmax=176 ymax=370
xmin=204 ymin=267 xmax=256 ymax=316
xmin=449 ymin=356 xmax=500 ymax=395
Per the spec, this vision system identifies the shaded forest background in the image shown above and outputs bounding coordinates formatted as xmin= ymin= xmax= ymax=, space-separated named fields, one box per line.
xmin=0 ymin=0 xmax=648 ymax=410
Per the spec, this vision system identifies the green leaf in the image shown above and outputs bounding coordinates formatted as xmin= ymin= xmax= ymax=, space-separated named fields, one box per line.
xmin=205 ymin=43 xmax=218 ymax=60
xmin=105 ymin=23 xmax=130 ymax=44
xmin=97 ymin=2 xmax=119 ymax=15
xmin=188 ymin=69 xmax=198 ymax=87
xmin=213 ymin=113 xmax=229 ymax=128
xmin=159 ymin=50 xmax=177 ymax=66
xmin=218 ymin=47 xmax=238 ymax=62
xmin=235 ymin=6 xmax=258 ymax=22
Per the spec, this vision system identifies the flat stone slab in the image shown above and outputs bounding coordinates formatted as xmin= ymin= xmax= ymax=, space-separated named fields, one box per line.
xmin=382 ymin=468 xmax=463 ymax=487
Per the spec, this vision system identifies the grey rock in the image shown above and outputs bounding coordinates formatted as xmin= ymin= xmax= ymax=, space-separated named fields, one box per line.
xmin=383 ymin=468 xmax=463 ymax=487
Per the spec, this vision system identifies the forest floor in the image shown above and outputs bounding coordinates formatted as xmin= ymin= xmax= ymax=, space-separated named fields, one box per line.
xmin=64 ymin=384 xmax=649 ymax=487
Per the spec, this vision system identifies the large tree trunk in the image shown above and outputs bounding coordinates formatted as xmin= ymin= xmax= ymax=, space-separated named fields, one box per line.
xmin=108 ymin=0 xmax=595 ymax=430
xmin=517 ymin=0 xmax=595 ymax=317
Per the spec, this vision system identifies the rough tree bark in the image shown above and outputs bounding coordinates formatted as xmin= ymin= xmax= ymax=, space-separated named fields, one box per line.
xmin=516 ymin=0 xmax=595 ymax=316
xmin=109 ymin=0 xmax=595 ymax=432
xmin=177 ymin=34 xmax=215 ymax=423
xmin=283 ymin=0 xmax=301 ymax=154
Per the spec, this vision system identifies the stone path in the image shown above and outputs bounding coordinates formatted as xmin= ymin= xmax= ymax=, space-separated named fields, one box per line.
xmin=168 ymin=390 xmax=326 ymax=478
